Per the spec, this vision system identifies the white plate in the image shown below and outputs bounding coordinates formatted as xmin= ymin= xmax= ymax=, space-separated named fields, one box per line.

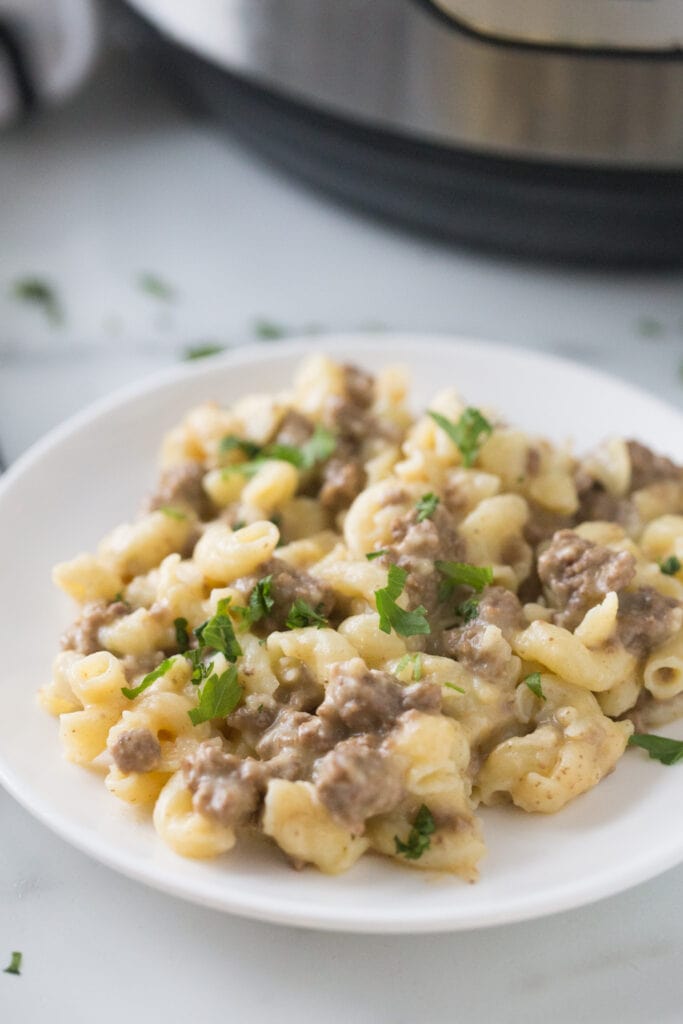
xmin=1 ymin=335 xmax=682 ymax=934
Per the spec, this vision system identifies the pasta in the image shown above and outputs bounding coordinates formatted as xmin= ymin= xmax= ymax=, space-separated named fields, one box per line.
xmin=43 ymin=356 xmax=683 ymax=880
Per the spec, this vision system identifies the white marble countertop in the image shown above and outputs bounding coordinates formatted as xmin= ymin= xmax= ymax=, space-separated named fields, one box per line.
xmin=2 ymin=40 xmax=683 ymax=1024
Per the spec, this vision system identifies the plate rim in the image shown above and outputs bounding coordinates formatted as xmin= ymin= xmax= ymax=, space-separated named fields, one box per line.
xmin=2 ymin=331 xmax=683 ymax=933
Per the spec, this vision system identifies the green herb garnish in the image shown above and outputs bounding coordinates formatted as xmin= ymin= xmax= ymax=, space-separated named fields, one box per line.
xmin=219 ymin=435 xmax=262 ymax=459
xmin=137 ymin=272 xmax=175 ymax=301
xmin=235 ymin=575 xmax=275 ymax=628
xmin=524 ymin=672 xmax=545 ymax=701
xmin=455 ymin=597 xmax=480 ymax=622
xmin=415 ymin=493 xmax=439 ymax=523
xmin=436 ymin=561 xmax=493 ymax=601
xmin=174 ymin=617 xmax=190 ymax=652
xmin=188 ymin=664 xmax=243 ymax=725
xmin=428 ymin=408 xmax=492 ymax=467
xmin=183 ymin=343 xmax=225 ymax=361
xmin=394 ymin=804 xmax=436 ymax=860
xmin=375 ymin=565 xmax=430 ymax=637
xmin=4 ymin=952 xmax=22 ymax=976
xmin=195 ymin=598 xmax=242 ymax=662
xmin=366 ymin=549 xmax=388 ymax=561
xmin=444 ymin=682 xmax=466 ymax=694
xmin=396 ymin=652 xmax=423 ymax=681
xmin=159 ymin=506 xmax=187 ymax=520
xmin=11 ymin=277 xmax=62 ymax=326
xmin=660 ymin=555 xmax=681 ymax=576
xmin=121 ymin=657 xmax=175 ymax=700
xmin=628 ymin=733 xmax=683 ymax=765
xmin=285 ymin=599 xmax=328 ymax=630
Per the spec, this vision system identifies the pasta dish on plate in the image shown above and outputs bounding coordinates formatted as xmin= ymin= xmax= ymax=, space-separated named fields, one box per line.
xmin=40 ymin=355 xmax=683 ymax=879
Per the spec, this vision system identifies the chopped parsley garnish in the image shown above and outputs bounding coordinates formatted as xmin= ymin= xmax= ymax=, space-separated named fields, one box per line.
xmin=415 ymin=493 xmax=440 ymax=523
xmin=628 ymin=733 xmax=683 ymax=765
xmin=174 ymin=617 xmax=190 ymax=652
xmin=219 ymin=424 xmax=335 ymax=474
xmin=159 ymin=506 xmax=187 ymax=520
xmin=428 ymin=407 xmax=492 ymax=467
xmin=219 ymin=435 xmax=262 ymax=459
xmin=11 ymin=277 xmax=63 ymax=326
xmin=188 ymin=664 xmax=243 ymax=725
xmin=137 ymin=272 xmax=175 ymax=301
xmin=366 ymin=549 xmax=388 ymax=561
xmin=195 ymin=598 xmax=242 ymax=662
xmin=121 ymin=657 xmax=175 ymax=700
xmin=444 ymin=682 xmax=466 ymax=694
xmin=4 ymin=952 xmax=22 ymax=976
xmin=254 ymin=317 xmax=286 ymax=340
xmin=396 ymin=652 xmax=423 ymax=681
xmin=394 ymin=804 xmax=436 ymax=860
xmin=183 ymin=343 xmax=225 ymax=361
xmin=235 ymin=575 xmax=275 ymax=628
xmin=285 ymin=599 xmax=328 ymax=629
xmin=524 ymin=672 xmax=545 ymax=701
xmin=455 ymin=597 xmax=480 ymax=622
xmin=436 ymin=560 xmax=494 ymax=601
xmin=375 ymin=564 xmax=430 ymax=637
xmin=660 ymin=555 xmax=681 ymax=576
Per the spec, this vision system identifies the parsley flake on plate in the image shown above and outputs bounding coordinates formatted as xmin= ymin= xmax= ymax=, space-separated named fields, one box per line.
xmin=375 ymin=564 xmax=430 ymax=637
xmin=660 ymin=555 xmax=681 ymax=576
xmin=219 ymin=424 xmax=335 ymax=474
xmin=365 ymin=549 xmax=388 ymax=561
xmin=286 ymin=599 xmax=328 ymax=630
xmin=188 ymin=664 xmax=243 ymax=725
xmin=455 ymin=596 xmax=480 ymax=622
xmin=524 ymin=672 xmax=546 ymax=701
xmin=4 ymin=952 xmax=22 ymax=976
xmin=235 ymin=575 xmax=275 ymax=628
xmin=137 ymin=272 xmax=176 ymax=301
xmin=183 ymin=343 xmax=226 ymax=361
xmin=444 ymin=682 xmax=466 ymax=694
xmin=394 ymin=804 xmax=436 ymax=860
xmin=174 ymin=617 xmax=190 ymax=653
xmin=628 ymin=733 xmax=683 ymax=765
xmin=159 ymin=506 xmax=187 ymax=520
xmin=428 ymin=408 xmax=492 ymax=467
xmin=415 ymin=493 xmax=439 ymax=523
xmin=436 ymin=560 xmax=493 ymax=601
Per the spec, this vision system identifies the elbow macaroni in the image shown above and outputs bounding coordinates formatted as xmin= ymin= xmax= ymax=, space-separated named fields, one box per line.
xmin=42 ymin=356 xmax=683 ymax=881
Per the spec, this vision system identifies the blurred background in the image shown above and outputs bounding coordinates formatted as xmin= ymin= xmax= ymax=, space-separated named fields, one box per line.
xmin=0 ymin=0 xmax=682 ymax=462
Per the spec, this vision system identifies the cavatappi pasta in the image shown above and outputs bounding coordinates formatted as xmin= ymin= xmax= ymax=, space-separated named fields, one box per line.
xmin=42 ymin=356 xmax=683 ymax=878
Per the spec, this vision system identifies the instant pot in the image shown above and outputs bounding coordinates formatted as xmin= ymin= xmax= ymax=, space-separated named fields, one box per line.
xmin=124 ymin=0 xmax=683 ymax=265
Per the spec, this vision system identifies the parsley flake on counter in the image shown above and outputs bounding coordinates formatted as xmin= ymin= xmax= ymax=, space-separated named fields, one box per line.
xmin=254 ymin=317 xmax=287 ymax=340
xmin=286 ymin=599 xmax=328 ymax=630
xmin=4 ymin=952 xmax=22 ymax=976
xmin=415 ymin=492 xmax=439 ymax=522
xmin=428 ymin=407 xmax=492 ymax=467
xmin=524 ymin=672 xmax=545 ymax=701
xmin=121 ymin=657 xmax=175 ymax=700
xmin=444 ymin=682 xmax=466 ymax=694
xmin=188 ymin=664 xmax=243 ymax=725
xmin=183 ymin=343 xmax=226 ymax=361
xmin=365 ymin=549 xmax=388 ymax=561
xmin=436 ymin=560 xmax=493 ymax=600
xmin=195 ymin=598 xmax=242 ymax=662
xmin=11 ymin=277 xmax=63 ymax=326
xmin=137 ymin=272 xmax=176 ymax=301
xmin=394 ymin=804 xmax=436 ymax=860
xmin=159 ymin=506 xmax=187 ymax=520
xmin=628 ymin=733 xmax=683 ymax=765
xmin=396 ymin=652 xmax=423 ymax=681
xmin=375 ymin=564 xmax=430 ymax=637
xmin=660 ymin=555 xmax=681 ymax=576
xmin=174 ymin=617 xmax=190 ymax=652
